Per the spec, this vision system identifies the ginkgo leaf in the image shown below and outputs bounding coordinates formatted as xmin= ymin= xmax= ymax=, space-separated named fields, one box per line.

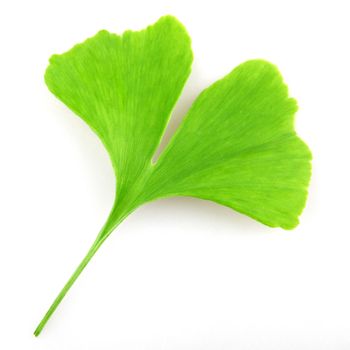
xmin=34 ymin=15 xmax=312 ymax=336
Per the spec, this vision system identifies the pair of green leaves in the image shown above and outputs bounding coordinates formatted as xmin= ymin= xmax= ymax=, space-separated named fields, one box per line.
xmin=35 ymin=15 xmax=311 ymax=335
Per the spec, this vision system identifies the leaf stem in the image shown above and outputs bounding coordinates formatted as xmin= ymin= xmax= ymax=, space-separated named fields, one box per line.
xmin=34 ymin=238 xmax=101 ymax=336
xmin=33 ymin=220 xmax=116 ymax=336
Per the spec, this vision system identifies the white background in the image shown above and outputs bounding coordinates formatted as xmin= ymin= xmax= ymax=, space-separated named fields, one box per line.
xmin=1 ymin=0 xmax=349 ymax=349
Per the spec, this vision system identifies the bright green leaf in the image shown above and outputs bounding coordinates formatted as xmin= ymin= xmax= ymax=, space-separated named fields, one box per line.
xmin=34 ymin=15 xmax=312 ymax=336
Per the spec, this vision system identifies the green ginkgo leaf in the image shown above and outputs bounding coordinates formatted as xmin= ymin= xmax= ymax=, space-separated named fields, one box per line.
xmin=34 ymin=15 xmax=312 ymax=336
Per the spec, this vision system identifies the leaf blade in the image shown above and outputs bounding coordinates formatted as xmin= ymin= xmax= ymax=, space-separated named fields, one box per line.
xmin=147 ymin=60 xmax=312 ymax=229
xmin=44 ymin=15 xmax=193 ymax=210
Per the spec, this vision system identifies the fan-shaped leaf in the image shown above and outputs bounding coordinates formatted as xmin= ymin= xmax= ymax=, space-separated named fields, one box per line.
xmin=34 ymin=16 xmax=312 ymax=336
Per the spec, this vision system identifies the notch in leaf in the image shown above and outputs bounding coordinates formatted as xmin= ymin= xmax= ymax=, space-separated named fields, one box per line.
xmin=34 ymin=15 xmax=312 ymax=336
